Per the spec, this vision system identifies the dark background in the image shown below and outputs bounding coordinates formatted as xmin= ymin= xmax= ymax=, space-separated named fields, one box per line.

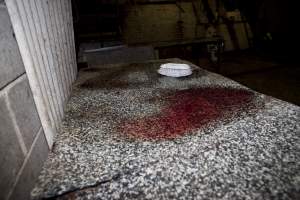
xmin=71 ymin=0 xmax=300 ymax=105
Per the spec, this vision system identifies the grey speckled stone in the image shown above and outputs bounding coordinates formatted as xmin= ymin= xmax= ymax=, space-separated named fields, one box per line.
xmin=32 ymin=59 xmax=300 ymax=200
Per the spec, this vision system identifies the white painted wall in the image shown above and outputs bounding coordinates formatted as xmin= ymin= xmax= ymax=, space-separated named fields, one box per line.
xmin=5 ymin=0 xmax=77 ymax=148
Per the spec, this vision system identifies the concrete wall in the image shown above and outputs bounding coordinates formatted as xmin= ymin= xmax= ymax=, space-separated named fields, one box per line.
xmin=5 ymin=0 xmax=77 ymax=147
xmin=123 ymin=2 xmax=198 ymax=44
xmin=0 ymin=3 xmax=49 ymax=200
xmin=123 ymin=2 xmax=252 ymax=51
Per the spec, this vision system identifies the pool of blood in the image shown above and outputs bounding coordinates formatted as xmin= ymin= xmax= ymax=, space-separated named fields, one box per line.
xmin=119 ymin=88 xmax=255 ymax=140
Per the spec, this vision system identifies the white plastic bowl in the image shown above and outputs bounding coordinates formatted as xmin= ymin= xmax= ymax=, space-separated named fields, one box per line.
xmin=158 ymin=63 xmax=192 ymax=77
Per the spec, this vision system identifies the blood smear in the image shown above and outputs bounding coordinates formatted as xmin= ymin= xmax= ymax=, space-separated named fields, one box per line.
xmin=120 ymin=88 xmax=254 ymax=140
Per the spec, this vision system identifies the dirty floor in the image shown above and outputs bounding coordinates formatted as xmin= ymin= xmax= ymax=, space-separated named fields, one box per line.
xmin=32 ymin=59 xmax=300 ymax=200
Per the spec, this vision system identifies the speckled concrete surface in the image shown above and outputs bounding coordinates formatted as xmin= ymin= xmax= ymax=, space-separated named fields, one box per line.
xmin=32 ymin=59 xmax=300 ymax=200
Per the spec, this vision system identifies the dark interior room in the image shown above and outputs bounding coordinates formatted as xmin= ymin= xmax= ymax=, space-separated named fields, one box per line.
xmin=73 ymin=0 xmax=299 ymax=105
xmin=0 ymin=0 xmax=299 ymax=199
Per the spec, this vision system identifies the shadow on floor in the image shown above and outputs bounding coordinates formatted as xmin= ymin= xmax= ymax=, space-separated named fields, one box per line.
xmin=198 ymin=50 xmax=300 ymax=106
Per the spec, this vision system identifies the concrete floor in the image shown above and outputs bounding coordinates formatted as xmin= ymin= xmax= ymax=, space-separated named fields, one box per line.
xmin=81 ymin=45 xmax=300 ymax=105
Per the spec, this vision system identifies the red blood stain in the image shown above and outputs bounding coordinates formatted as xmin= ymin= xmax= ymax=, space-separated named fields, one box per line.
xmin=119 ymin=88 xmax=255 ymax=140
